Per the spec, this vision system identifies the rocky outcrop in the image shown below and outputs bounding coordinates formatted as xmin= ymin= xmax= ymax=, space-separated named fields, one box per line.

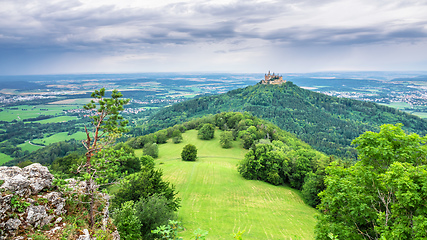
xmin=0 ymin=163 xmax=53 ymax=197
xmin=0 ymin=163 xmax=64 ymax=239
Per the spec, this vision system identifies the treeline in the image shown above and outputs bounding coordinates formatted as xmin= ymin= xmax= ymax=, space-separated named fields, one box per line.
xmin=0 ymin=119 xmax=85 ymax=160
xmin=3 ymin=139 xmax=84 ymax=166
xmin=141 ymin=82 xmax=427 ymax=158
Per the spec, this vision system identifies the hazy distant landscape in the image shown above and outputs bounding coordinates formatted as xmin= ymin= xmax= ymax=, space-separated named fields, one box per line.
xmin=1 ymin=71 xmax=427 ymax=163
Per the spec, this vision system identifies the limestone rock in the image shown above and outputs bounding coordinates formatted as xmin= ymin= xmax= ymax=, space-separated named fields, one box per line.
xmin=5 ymin=218 xmax=21 ymax=231
xmin=26 ymin=205 xmax=48 ymax=228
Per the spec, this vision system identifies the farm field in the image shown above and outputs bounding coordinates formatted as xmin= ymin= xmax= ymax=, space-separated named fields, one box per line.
xmin=0 ymin=152 xmax=13 ymax=165
xmin=32 ymin=132 xmax=86 ymax=145
xmin=17 ymin=141 xmax=44 ymax=152
xmin=36 ymin=116 xmax=79 ymax=124
xmin=136 ymin=130 xmax=317 ymax=239
xmin=0 ymin=105 xmax=77 ymax=122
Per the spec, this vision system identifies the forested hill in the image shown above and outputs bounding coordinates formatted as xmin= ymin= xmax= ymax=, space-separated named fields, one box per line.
xmin=145 ymin=81 xmax=427 ymax=158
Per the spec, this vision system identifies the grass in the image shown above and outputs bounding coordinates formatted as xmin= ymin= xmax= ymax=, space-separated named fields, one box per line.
xmin=382 ymin=102 xmax=412 ymax=109
xmin=18 ymin=141 xmax=44 ymax=152
xmin=0 ymin=105 xmax=78 ymax=122
xmin=0 ymin=152 xmax=13 ymax=165
xmin=136 ymin=130 xmax=317 ymax=239
xmin=36 ymin=116 xmax=78 ymax=124
xmin=32 ymin=132 xmax=86 ymax=145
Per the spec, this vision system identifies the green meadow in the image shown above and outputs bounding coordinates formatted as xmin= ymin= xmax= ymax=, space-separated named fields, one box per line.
xmin=136 ymin=130 xmax=317 ymax=239
xmin=0 ymin=152 xmax=13 ymax=165
xmin=36 ymin=116 xmax=78 ymax=124
xmin=0 ymin=105 xmax=77 ymax=122
xmin=32 ymin=132 xmax=86 ymax=145
xmin=17 ymin=141 xmax=44 ymax=152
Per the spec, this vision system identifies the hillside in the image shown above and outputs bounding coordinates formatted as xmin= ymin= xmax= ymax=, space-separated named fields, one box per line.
xmin=135 ymin=130 xmax=318 ymax=239
xmin=144 ymin=82 xmax=427 ymax=158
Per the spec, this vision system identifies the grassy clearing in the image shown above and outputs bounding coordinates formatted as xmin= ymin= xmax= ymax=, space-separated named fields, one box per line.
xmin=0 ymin=152 xmax=13 ymax=165
xmin=36 ymin=115 xmax=78 ymax=124
xmin=409 ymin=112 xmax=427 ymax=119
xmin=48 ymin=98 xmax=92 ymax=105
xmin=382 ymin=102 xmax=412 ymax=109
xmin=0 ymin=105 xmax=77 ymax=122
xmin=32 ymin=132 xmax=86 ymax=145
xmin=136 ymin=130 xmax=317 ymax=239
xmin=18 ymin=141 xmax=44 ymax=152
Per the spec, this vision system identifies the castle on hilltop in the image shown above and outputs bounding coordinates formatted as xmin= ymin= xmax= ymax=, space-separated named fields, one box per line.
xmin=261 ymin=71 xmax=285 ymax=85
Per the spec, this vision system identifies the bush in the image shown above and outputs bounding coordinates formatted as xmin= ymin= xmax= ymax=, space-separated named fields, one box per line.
xmin=198 ymin=123 xmax=215 ymax=140
xmin=112 ymin=168 xmax=180 ymax=211
xmin=140 ymin=155 xmax=155 ymax=169
xmin=135 ymin=195 xmax=177 ymax=239
xmin=181 ymin=144 xmax=197 ymax=161
xmin=113 ymin=201 xmax=142 ymax=240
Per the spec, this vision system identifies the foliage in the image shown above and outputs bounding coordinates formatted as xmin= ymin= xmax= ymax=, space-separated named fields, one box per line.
xmin=219 ymin=131 xmax=233 ymax=148
xmin=172 ymin=129 xmax=183 ymax=144
xmin=233 ymin=230 xmax=245 ymax=240
xmin=143 ymin=142 xmax=159 ymax=158
xmin=152 ymin=220 xmax=182 ymax=240
xmin=11 ymin=195 xmax=30 ymax=213
xmin=140 ymin=155 xmax=155 ymax=169
xmin=198 ymin=123 xmax=215 ymax=140
xmin=113 ymin=143 xmax=141 ymax=174
xmin=193 ymin=228 xmax=209 ymax=240
xmin=181 ymin=144 xmax=198 ymax=161
xmin=113 ymin=201 xmax=142 ymax=240
xmin=112 ymin=168 xmax=180 ymax=211
xmin=315 ymin=124 xmax=427 ymax=240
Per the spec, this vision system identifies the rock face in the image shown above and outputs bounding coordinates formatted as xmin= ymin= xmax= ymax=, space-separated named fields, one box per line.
xmin=0 ymin=163 xmax=64 ymax=239
xmin=0 ymin=163 xmax=53 ymax=197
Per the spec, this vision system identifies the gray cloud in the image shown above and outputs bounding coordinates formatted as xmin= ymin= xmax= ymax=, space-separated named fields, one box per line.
xmin=1 ymin=0 xmax=427 ymax=74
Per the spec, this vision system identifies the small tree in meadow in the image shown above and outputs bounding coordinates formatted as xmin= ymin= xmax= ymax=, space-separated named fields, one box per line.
xmin=198 ymin=123 xmax=215 ymax=140
xmin=172 ymin=129 xmax=183 ymax=144
xmin=181 ymin=144 xmax=197 ymax=161
xmin=220 ymin=131 xmax=233 ymax=148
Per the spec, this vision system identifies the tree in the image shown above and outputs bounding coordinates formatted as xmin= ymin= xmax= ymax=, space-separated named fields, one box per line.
xmin=315 ymin=124 xmax=427 ymax=240
xmin=75 ymin=88 xmax=129 ymax=228
xmin=181 ymin=144 xmax=197 ymax=161
xmin=198 ymin=123 xmax=215 ymax=140
xmin=219 ymin=131 xmax=233 ymax=148
xmin=172 ymin=129 xmax=183 ymax=144
xmin=143 ymin=142 xmax=159 ymax=158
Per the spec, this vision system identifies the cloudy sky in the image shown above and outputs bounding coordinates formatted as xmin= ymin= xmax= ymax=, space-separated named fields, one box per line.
xmin=1 ymin=0 xmax=427 ymax=75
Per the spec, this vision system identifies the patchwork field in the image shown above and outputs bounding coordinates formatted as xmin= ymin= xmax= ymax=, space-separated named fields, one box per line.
xmin=17 ymin=141 xmax=44 ymax=152
xmin=32 ymin=132 xmax=86 ymax=145
xmin=0 ymin=105 xmax=77 ymax=122
xmin=0 ymin=152 xmax=13 ymax=165
xmin=136 ymin=130 xmax=317 ymax=239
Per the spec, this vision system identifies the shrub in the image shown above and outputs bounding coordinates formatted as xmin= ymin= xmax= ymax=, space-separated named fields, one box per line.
xmin=113 ymin=201 xmax=142 ymax=240
xmin=181 ymin=144 xmax=197 ymax=161
xmin=112 ymin=168 xmax=180 ymax=211
xmin=135 ymin=195 xmax=177 ymax=239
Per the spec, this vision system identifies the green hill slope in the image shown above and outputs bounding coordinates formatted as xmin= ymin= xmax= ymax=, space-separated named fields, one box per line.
xmin=144 ymin=82 xmax=427 ymax=158
xmin=136 ymin=130 xmax=317 ymax=239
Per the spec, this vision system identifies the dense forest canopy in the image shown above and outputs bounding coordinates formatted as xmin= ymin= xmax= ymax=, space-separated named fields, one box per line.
xmin=143 ymin=82 xmax=427 ymax=158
